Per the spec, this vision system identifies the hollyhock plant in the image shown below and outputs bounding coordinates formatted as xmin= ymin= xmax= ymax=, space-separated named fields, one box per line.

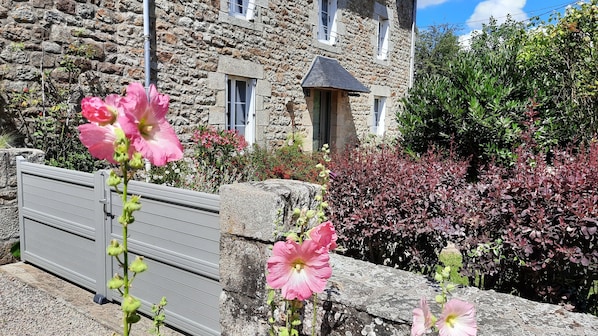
xmin=119 ymin=82 xmax=183 ymax=166
xmin=266 ymin=145 xmax=334 ymax=336
xmin=267 ymin=239 xmax=332 ymax=301
xmin=78 ymin=83 xmax=182 ymax=336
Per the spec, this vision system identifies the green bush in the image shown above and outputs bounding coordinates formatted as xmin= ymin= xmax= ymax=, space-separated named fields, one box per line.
xmin=400 ymin=18 xmax=529 ymax=170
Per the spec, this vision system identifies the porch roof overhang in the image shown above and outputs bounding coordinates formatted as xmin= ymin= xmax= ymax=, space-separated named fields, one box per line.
xmin=301 ymin=56 xmax=370 ymax=93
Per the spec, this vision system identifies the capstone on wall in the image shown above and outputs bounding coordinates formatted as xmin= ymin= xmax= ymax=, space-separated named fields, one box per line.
xmin=0 ymin=0 xmax=413 ymax=150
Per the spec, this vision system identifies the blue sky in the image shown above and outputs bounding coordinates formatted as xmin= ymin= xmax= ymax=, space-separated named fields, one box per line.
xmin=416 ymin=0 xmax=578 ymax=36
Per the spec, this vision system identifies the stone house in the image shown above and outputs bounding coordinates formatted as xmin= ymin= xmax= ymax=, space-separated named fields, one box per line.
xmin=0 ymin=0 xmax=416 ymax=151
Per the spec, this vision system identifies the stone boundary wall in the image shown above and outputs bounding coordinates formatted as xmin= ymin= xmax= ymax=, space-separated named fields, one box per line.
xmin=219 ymin=180 xmax=598 ymax=336
xmin=0 ymin=148 xmax=44 ymax=265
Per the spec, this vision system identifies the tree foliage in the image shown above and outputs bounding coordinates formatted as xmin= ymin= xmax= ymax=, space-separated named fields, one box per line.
xmin=400 ymin=1 xmax=598 ymax=167
xmin=401 ymin=18 xmax=530 ymax=168
xmin=414 ymin=24 xmax=462 ymax=80
xmin=518 ymin=0 xmax=598 ymax=145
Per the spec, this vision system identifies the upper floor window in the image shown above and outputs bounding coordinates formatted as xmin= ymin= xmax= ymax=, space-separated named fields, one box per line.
xmin=318 ymin=0 xmax=338 ymax=45
xmin=372 ymin=96 xmax=386 ymax=136
xmin=227 ymin=76 xmax=256 ymax=144
xmin=376 ymin=15 xmax=390 ymax=59
xmin=229 ymin=0 xmax=256 ymax=21
xmin=374 ymin=3 xmax=390 ymax=60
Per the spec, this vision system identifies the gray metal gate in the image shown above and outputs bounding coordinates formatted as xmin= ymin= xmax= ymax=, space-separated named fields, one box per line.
xmin=16 ymin=157 xmax=221 ymax=335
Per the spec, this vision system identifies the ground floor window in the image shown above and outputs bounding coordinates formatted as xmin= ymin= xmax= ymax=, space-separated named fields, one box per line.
xmin=372 ymin=96 xmax=386 ymax=136
xmin=227 ymin=76 xmax=255 ymax=144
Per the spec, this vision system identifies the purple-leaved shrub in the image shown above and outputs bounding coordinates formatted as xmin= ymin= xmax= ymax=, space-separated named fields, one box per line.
xmin=327 ymin=145 xmax=471 ymax=273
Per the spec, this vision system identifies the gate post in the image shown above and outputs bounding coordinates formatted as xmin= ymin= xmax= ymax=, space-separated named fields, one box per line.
xmin=93 ymin=170 xmax=111 ymax=303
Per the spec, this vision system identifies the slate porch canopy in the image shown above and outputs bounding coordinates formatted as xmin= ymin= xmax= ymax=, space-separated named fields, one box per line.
xmin=301 ymin=56 xmax=370 ymax=93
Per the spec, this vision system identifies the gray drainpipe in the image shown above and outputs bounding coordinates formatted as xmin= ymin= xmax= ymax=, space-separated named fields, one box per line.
xmin=143 ymin=0 xmax=152 ymax=92
xmin=409 ymin=0 xmax=417 ymax=88
xmin=143 ymin=0 xmax=152 ymax=180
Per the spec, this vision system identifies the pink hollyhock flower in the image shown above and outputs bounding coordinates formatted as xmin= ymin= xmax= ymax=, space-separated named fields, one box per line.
xmin=266 ymin=239 xmax=332 ymax=301
xmin=78 ymin=123 xmax=120 ymax=164
xmin=437 ymin=299 xmax=477 ymax=336
xmin=81 ymin=95 xmax=120 ymax=126
xmin=411 ymin=298 xmax=434 ymax=336
xmin=119 ymin=83 xmax=183 ymax=166
xmin=308 ymin=221 xmax=338 ymax=253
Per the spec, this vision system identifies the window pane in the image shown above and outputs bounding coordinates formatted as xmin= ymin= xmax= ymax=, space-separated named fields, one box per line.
xmin=227 ymin=79 xmax=233 ymax=130
xmin=232 ymin=0 xmax=244 ymax=14
xmin=374 ymin=98 xmax=380 ymax=125
xmin=320 ymin=0 xmax=329 ymax=39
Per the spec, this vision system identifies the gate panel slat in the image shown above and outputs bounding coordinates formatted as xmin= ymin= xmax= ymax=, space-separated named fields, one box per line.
xmin=21 ymin=218 xmax=96 ymax=290
xmin=20 ymin=175 xmax=96 ymax=230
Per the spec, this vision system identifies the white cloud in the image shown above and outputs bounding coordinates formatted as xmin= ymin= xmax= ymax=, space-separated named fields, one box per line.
xmin=417 ymin=0 xmax=450 ymax=10
xmin=466 ymin=0 xmax=528 ymax=30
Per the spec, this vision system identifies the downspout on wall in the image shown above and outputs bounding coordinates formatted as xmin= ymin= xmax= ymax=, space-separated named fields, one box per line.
xmin=143 ymin=0 xmax=152 ymax=90
xmin=408 ymin=0 xmax=417 ymax=88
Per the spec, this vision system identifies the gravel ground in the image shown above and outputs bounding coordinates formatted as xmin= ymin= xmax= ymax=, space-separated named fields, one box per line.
xmin=0 ymin=271 xmax=114 ymax=336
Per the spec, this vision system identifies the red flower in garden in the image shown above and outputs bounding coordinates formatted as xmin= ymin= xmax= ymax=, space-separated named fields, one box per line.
xmin=266 ymin=239 xmax=332 ymax=301
xmin=119 ymin=83 xmax=183 ymax=166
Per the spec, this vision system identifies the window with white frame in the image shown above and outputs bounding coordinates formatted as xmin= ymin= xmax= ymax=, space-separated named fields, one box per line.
xmin=318 ymin=0 xmax=338 ymax=44
xmin=376 ymin=14 xmax=390 ymax=59
xmin=229 ymin=0 xmax=256 ymax=20
xmin=372 ymin=96 xmax=386 ymax=136
xmin=227 ymin=76 xmax=256 ymax=144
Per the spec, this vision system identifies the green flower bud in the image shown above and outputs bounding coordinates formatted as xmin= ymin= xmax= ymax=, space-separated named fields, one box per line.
xmin=119 ymin=214 xmax=134 ymax=225
xmin=108 ymin=274 xmax=124 ymax=289
xmin=435 ymin=294 xmax=445 ymax=304
xmin=305 ymin=210 xmax=315 ymax=219
xmin=106 ymin=239 xmax=124 ymax=256
xmin=315 ymin=195 xmax=323 ymax=202
xmin=129 ymin=152 xmax=144 ymax=169
xmin=320 ymin=202 xmax=329 ymax=209
xmin=285 ymin=232 xmax=299 ymax=243
xmin=114 ymin=151 xmax=129 ymax=164
xmin=434 ymin=272 xmax=443 ymax=283
xmin=315 ymin=163 xmax=324 ymax=170
xmin=441 ymin=266 xmax=451 ymax=279
xmin=122 ymin=295 xmax=141 ymax=314
xmin=292 ymin=208 xmax=301 ymax=218
xmin=107 ymin=171 xmax=122 ymax=187
xmin=129 ymin=256 xmax=148 ymax=273
xmin=123 ymin=196 xmax=142 ymax=213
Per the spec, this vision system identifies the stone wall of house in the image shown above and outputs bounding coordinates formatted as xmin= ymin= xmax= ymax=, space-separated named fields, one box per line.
xmin=0 ymin=148 xmax=44 ymax=265
xmin=219 ymin=180 xmax=598 ymax=336
xmin=0 ymin=0 xmax=414 ymax=150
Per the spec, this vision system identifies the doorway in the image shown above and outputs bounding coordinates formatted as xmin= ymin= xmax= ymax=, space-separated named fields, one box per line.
xmin=313 ymin=90 xmax=332 ymax=151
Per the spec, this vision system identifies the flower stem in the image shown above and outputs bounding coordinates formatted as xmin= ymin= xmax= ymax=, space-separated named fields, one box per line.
xmin=122 ymin=163 xmax=130 ymax=336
